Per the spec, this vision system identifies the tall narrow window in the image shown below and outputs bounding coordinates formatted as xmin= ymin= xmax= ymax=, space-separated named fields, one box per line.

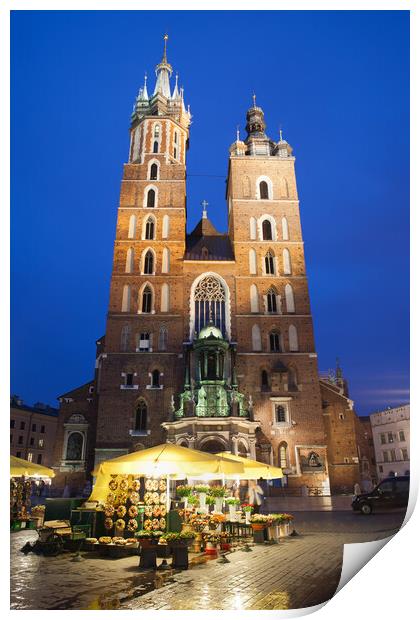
xmin=265 ymin=251 xmax=275 ymax=275
xmin=285 ymin=284 xmax=295 ymax=313
xmin=281 ymin=216 xmax=289 ymax=240
xmin=125 ymin=248 xmax=134 ymax=273
xmin=151 ymin=369 xmax=161 ymax=388
xmin=154 ymin=124 xmax=160 ymax=138
xmin=144 ymin=250 xmax=154 ymax=274
xmin=259 ymin=181 xmax=269 ymax=199
xmin=269 ymin=331 xmax=281 ymax=352
xmin=128 ymin=214 xmax=136 ymax=239
xmin=153 ymin=141 xmax=159 ymax=153
xmin=261 ymin=370 xmax=270 ymax=390
xmin=145 ymin=216 xmax=155 ymax=240
xmin=289 ymin=325 xmax=298 ymax=351
xmin=267 ymin=288 xmax=277 ymax=313
xmin=252 ymin=324 xmax=262 ymax=351
xmin=162 ymin=215 xmax=169 ymax=239
xmin=142 ymin=286 xmax=152 ymax=313
xmin=249 ymin=248 xmax=257 ymax=274
xmin=250 ymin=284 xmax=259 ymax=313
xmin=280 ymin=177 xmax=289 ymax=198
xmin=146 ymin=189 xmax=156 ymax=208
xmin=122 ymin=285 xmax=131 ymax=312
xmin=262 ymin=219 xmax=273 ymax=240
xmin=279 ymin=442 xmax=288 ymax=468
xmin=158 ymin=326 xmax=168 ymax=351
xmin=283 ymin=248 xmax=291 ymax=275
xmin=250 ymin=217 xmax=257 ymax=240
xmin=288 ymin=366 xmax=298 ymax=390
xmin=161 ymin=283 xmax=169 ymax=312
xmin=162 ymin=248 xmax=170 ymax=273
xmin=150 ymin=163 xmax=158 ymax=180
xmin=135 ymin=401 xmax=147 ymax=432
xmin=120 ymin=325 xmax=131 ymax=351
xmin=276 ymin=405 xmax=286 ymax=423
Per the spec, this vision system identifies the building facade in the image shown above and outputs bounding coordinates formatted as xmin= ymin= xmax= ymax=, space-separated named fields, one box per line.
xmin=10 ymin=396 xmax=58 ymax=467
xmin=370 ymin=404 xmax=410 ymax=480
xmin=52 ymin=38 xmax=371 ymax=496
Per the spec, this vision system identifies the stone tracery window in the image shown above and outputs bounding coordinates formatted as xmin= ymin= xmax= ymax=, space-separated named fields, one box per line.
xmin=193 ymin=275 xmax=227 ymax=336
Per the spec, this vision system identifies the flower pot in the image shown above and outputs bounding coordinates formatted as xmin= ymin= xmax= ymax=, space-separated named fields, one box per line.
xmin=251 ymin=523 xmax=265 ymax=531
xmin=228 ymin=505 xmax=236 ymax=521
xmin=214 ymin=498 xmax=223 ymax=513
xmin=279 ymin=523 xmax=289 ymax=537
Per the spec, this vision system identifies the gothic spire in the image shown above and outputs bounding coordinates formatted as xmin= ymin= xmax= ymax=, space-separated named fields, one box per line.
xmin=153 ymin=34 xmax=173 ymax=98
xmin=141 ymin=73 xmax=149 ymax=101
xmin=172 ymin=73 xmax=179 ymax=99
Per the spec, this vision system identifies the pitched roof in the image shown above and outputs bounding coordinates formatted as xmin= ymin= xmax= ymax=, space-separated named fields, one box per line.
xmin=185 ymin=216 xmax=234 ymax=261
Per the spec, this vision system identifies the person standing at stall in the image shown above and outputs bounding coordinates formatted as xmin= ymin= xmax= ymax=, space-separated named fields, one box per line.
xmin=248 ymin=480 xmax=264 ymax=513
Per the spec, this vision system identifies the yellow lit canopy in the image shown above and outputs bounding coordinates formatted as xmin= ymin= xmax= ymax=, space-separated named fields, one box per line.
xmin=215 ymin=452 xmax=283 ymax=480
xmin=89 ymin=444 xmax=244 ymax=503
xmin=10 ymin=455 xmax=55 ymax=478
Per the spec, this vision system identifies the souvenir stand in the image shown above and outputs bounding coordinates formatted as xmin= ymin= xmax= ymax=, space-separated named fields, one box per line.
xmin=10 ymin=456 xmax=54 ymax=531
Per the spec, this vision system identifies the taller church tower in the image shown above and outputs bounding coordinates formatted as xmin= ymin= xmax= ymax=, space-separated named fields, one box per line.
xmin=94 ymin=37 xmax=191 ymax=466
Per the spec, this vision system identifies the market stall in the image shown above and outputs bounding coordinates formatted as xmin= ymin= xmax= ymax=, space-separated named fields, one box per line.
xmin=10 ymin=456 xmax=55 ymax=531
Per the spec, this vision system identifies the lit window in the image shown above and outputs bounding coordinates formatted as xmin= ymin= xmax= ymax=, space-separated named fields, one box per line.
xmin=279 ymin=443 xmax=288 ymax=468
xmin=38 ymin=438 xmax=44 ymax=448
xmin=27 ymin=453 xmax=33 ymax=462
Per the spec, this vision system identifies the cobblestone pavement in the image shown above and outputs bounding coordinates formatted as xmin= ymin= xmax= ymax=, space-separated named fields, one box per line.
xmin=10 ymin=510 xmax=405 ymax=610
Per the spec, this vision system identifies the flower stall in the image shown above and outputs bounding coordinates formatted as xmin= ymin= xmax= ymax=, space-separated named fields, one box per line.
xmin=10 ymin=455 xmax=54 ymax=531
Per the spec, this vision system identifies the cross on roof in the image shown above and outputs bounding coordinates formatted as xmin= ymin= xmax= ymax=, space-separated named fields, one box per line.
xmin=201 ymin=199 xmax=209 ymax=219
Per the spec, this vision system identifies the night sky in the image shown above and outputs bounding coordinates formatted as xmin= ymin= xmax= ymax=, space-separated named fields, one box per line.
xmin=11 ymin=10 xmax=409 ymax=416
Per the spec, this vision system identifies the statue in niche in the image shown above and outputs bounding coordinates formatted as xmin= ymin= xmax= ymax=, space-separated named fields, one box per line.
xmin=197 ymin=385 xmax=207 ymax=416
xmin=217 ymin=385 xmax=228 ymax=416
xmin=308 ymin=452 xmax=322 ymax=468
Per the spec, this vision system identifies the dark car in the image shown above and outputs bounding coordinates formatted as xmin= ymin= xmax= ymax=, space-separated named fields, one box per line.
xmin=352 ymin=476 xmax=410 ymax=515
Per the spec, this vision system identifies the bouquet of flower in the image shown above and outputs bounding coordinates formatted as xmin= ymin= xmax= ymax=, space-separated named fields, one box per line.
xmin=194 ymin=484 xmax=210 ymax=494
xmin=250 ymin=514 xmax=271 ymax=524
xmin=208 ymin=486 xmax=226 ymax=498
xmin=225 ymin=497 xmax=240 ymax=505
xmin=241 ymin=503 xmax=254 ymax=513
xmin=176 ymin=485 xmax=193 ymax=498
xmin=187 ymin=494 xmax=199 ymax=507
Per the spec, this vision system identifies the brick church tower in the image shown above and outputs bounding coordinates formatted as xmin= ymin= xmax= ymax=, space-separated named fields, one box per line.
xmin=53 ymin=37 xmax=335 ymax=494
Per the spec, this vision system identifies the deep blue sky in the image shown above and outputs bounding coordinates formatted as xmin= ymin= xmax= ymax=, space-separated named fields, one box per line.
xmin=11 ymin=10 xmax=409 ymax=416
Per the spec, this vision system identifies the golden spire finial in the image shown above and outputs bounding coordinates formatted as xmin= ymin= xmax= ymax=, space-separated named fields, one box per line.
xmin=252 ymin=92 xmax=257 ymax=108
xmin=163 ymin=33 xmax=169 ymax=61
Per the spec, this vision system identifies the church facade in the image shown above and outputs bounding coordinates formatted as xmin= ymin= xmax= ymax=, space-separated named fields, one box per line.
xmin=52 ymin=39 xmax=371 ymax=495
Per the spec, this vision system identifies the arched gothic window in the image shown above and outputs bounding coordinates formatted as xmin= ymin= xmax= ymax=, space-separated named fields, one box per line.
xmin=162 ymin=248 xmax=170 ymax=273
xmin=259 ymin=180 xmax=269 ymax=199
xmin=142 ymin=286 xmax=152 ymax=313
xmin=283 ymin=248 xmax=292 ymax=275
xmin=252 ymin=324 xmax=262 ymax=351
xmin=289 ymin=325 xmax=299 ymax=351
xmin=265 ymin=251 xmax=275 ymax=275
xmin=158 ymin=326 xmax=168 ymax=351
xmin=120 ymin=325 xmax=131 ymax=352
xmin=276 ymin=405 xmax=286 ymax=423
xmin=150 ymin=163 xmax=158 ymax=180
xmin=125 ymin=248 xmax=134 ymax=273
xmin=151 ymin=369 xmax=160 ymax=388
xmin=281 ymin=217 xmax=289 ymax=240
xmin=285 ymin=284 xmax=295 ymax=313
xmin=262 ymin=219 xmax=273 ymax=240
xmin=267 ymin=288 xmax=277 ymax=313
xmin=128 ymin=214 xmax=136 ymax=239
xmin=135 ymin=401 xmax=147 ymax=432
xmin=193 ymin=275 xmax=227 ymax=336
xmin=250 ymin=217 xmax=257 ymax=240
xmin=66 ymin=432 xmax=83 ymax=461
xmin=250 ymin=284 xmax=259 ymax=313
xmin=261 ymin=370 xmax=270 ymax=390
xmin=161 ymin=283 xmax=169 ymax=312
xmin=249 ymin=248 xmax=257 ymax=274
xmin=122 ymin=285 xmax=131 ymax=312
xmin=162 ymin=215 xmax=169 ymax=239
xmin=146 ymin=189 xmax=156 ymax=208
xmin=153 ymin=141 xmax=159 ymax=153
xmin=269 ymin=331 xmax=282 ymax=352
xmin=145 ymin=217 xmax=155 ymax=240
xmin=279 ymin=442 xmax=288 ymax=468
xmin=144 ymin=250 xmax=154 ymax=274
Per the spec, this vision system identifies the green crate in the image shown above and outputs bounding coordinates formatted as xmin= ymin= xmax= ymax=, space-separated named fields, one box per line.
xmin=11 ymin=520 xmax=21 ymax=531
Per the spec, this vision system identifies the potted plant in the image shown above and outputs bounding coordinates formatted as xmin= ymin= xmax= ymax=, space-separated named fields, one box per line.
xmin=250 ymin=514 xmax=270 ymax=530
xmin=164 ymin=531 xmax=195 ymax=548
xmin=187 ymin=494 xmax=199 ymax=510
xmin=194 ymin=485 xmax=210 ymax=510
xmin=135 ymin=530 xmax=159 ymax=547
xmin=176 ymin=485 xmax=193 ymax=508
xmin=225 ymin=497 xmax=240 ymax=520
xmin=208 ymin=486 xmax=226 ymax=512
xmin=241 ymin=503 xmax=254 ymax=524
